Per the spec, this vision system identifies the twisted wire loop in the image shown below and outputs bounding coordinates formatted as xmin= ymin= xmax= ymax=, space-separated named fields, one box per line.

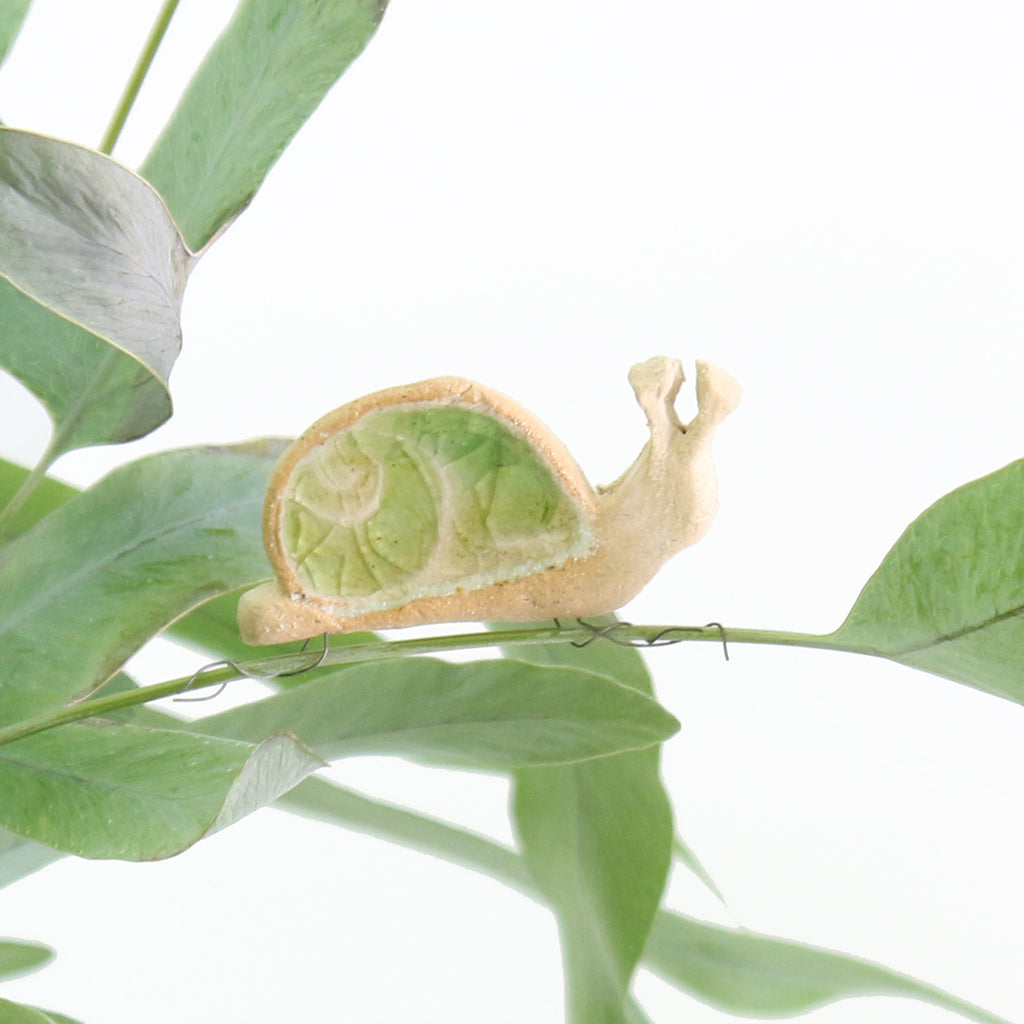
xmin=173 ymin=661 xmax=236 ymax=703
xmin=173 ymin=634 xmax=332 ymax=703
xmin=566 ymin=618 xmax=730 ymax=660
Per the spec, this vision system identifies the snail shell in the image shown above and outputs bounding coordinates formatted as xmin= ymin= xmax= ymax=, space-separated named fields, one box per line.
xmin=238 ymin=357 xmax=740 ymax=643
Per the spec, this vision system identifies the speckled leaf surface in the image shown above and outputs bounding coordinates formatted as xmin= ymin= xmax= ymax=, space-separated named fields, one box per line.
xmin=0 ymin=443 xmax=283 ymax=724
xmin=0 ymin=723 xmax=322 ymax=860
xmin=831 ymin=458 xmax=1024 ymax=704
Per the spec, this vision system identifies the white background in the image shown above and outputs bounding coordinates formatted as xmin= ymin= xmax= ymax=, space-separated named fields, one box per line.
xmin=0 ymin=1 xmax=1023 ymax=1022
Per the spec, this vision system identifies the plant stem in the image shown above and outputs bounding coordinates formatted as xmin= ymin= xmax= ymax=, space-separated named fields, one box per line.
xmin=0 ymin=621 xmax=860 ymax=750
xmin=99 ymin=0 xmax=182 ymax=155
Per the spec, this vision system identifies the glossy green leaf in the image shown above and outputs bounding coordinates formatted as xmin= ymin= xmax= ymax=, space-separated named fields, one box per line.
xmin=0 ymin=721 xmax=322 ymax=860
xmin=0 ymin=939 xmax=53 ymax=981
xmin=506 ymin=629 xmax=674 ymax=1024
xmin=644 ymin=910 xmax=1014 ymax=1024
xmin=141 ymin=0 xmax=388 ymax=250
xmin=194 ymin=656 xmax=680 ymax=769
xmin=0 ymin=1000 xmax=82 ymax=1024
xmin=0 ymin=0 xmax=32 ymax=67
xmin=831 ymin=458 xmax=1024 ymax=704
xmin=0 ymin=442 xmax=284 ymax=723
xmin=0 ymin=129 xmax=193 ymax=453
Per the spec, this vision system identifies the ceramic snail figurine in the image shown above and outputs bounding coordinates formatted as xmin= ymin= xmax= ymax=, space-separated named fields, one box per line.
xmin=237 ymin=357 xmax=740 ymax=644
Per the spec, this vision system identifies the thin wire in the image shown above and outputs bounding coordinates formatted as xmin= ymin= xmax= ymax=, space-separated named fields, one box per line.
xmin=702 ymin=621 xmax=731 ymax=661
xmin=278 ymin=634 xmax=330 ymax=676
xmin=568 ymin=618 xmax=730 ymax=660
xmin=173 ymin=661 xmax=233 ymax=703
xmin=172 ymin=634 xmax=332 ymax=703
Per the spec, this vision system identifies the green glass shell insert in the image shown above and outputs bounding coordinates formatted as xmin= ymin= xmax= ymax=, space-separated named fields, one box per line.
xmin=281 ymin=404 xmax=594 ymax=610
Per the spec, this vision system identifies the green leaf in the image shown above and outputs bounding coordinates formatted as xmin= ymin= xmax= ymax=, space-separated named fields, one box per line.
xmin=0 ymin=456 xmax=76 ymax=540
xmin=275 ymin=771 xmax=655 ymax=1024
xmin=0 ymin=939 xmax=53 ymax=981
xmin=0 ymin=456 xmax=351 ymax=684
xmin=0 ymin=442 xmax=284 ymax=723
xmin=194 ymin=656 xmax=679 ymax=769
xmin=280 ymin=775 xmax=532 ymax=893
xmin=140 ymin=0 xmax=388 ymax=250
xmin=0 ymin=0 xmax=31 ymax=68
xmin=274 ymin=767 xmax=1011 ymax=1024
xmin=0 ymin=1000 xmax=82 ymax=1024
xmin=672 ymin=835 xmax=724 ymax=904
xmin=0 ymin=721 xmax=322 ymax=860
xmin=830 ymin=458 xmax=1024 ymax=704
xmin=644 ymin=910 xmax=1015 ymax=1024
xmin=0 ymin=826 xmax=61 ymax=889
xmin=0 ymin=129 xmax=193 ymax=453
xmin=506 ymin=628 xmax=674 ymax=1024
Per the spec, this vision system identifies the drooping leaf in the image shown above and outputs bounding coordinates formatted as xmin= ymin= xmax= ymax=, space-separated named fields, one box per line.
xmin=830 ymin=458 xmax=1024 ymax=704
xmin=0 ymin=0 xmax=32 ymax=68
xmin=275 ymin=766 xmax=1011 ymax=1024
xmin=0 ymin=939 xmax=53 ymax=981
xmin=0 ymin=1000 xmax=82 ymax=1024
xmin=141 ymin=0 xmax=388 ymax=250
xmin=275 ymin=771 xmax=654 ymax=1024
xmin=0 ymin=129 xmax=194 ymax=453
xmin=0 ymin=721 xmax=322 ymax=860
xmin=644 ymin=910 xmax=1014 ymax=1024
xmin=0 ymin=442 xmax=284 ymax=723
xmin=280 ymin=775 xmax=532 ymax=893
xmin=193 ymin=657 xmax=680 ymax=769
xmin=505 ymin=627 xmax=674 ymax=1024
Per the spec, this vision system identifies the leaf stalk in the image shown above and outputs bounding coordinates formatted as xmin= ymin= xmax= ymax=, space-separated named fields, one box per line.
xmin=0 ymin=621 xmax=850 ymax=749
xmin=0 ymin=437 xmax=59 ymax=543
xmin=99 ymin=0 xmax=182 ymax=155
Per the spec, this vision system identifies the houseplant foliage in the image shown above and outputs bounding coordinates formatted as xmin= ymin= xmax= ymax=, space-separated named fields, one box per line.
xmin=0 ymin=2 xmax=1019 ymax=1022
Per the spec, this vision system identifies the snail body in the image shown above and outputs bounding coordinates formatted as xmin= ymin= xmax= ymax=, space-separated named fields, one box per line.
xmin=238 ymin=357 xmax=740 ymax=644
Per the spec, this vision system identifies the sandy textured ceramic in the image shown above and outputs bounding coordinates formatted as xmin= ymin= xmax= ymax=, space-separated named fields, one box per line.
xmin=238 ymin=357 xmax=740 ymax=643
